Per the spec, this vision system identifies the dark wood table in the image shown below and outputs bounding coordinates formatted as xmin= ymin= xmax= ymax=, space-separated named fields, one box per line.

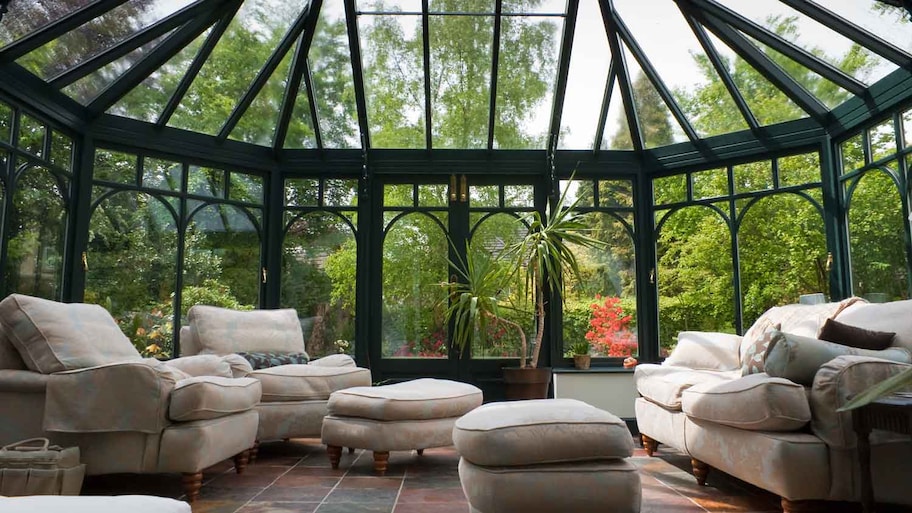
xmin=852 ymin=392 xmax=912 ymax=513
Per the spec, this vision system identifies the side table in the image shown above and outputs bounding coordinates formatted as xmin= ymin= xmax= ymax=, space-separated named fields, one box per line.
xmin=852 ymin=393 xmax=912 ymax=513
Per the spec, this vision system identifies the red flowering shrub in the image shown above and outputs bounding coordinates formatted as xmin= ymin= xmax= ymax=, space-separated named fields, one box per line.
xmin=394 ymin=329 xmax=448 ymax=357
xmin=585 ymin=295 xmax=638 ymax=357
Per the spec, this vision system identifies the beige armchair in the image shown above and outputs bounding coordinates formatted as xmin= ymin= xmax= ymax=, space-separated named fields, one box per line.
xmin=180 ymin=305 xmax=371 ymax=452
xmin=0 ymin=294 xmax=262 ymax=502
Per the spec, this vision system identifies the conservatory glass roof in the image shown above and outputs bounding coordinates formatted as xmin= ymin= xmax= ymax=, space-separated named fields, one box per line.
xmin=1 ymin=0 xmax=911 ymax=155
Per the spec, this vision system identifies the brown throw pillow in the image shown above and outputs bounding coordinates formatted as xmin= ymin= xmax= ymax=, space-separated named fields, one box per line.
xmin=818 ymin=318 xmax=895 ymax=351
xmin=741 ymin=319 xmax=782 ymax=376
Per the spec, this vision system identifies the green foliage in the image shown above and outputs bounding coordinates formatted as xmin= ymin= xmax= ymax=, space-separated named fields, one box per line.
xmin=567 ymin=339 xmax=590 ymax=356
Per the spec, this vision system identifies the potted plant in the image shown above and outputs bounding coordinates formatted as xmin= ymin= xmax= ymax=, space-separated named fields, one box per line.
xmin=446 ymin=178 xmax=604 ymax=399
xmin=568 ymin=339 xmax=591 ymax=370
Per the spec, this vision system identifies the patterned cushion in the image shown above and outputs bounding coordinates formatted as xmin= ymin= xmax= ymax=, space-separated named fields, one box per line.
xmin=740 ymin=319 xmax=781 ymax=376
xmin=237 ymin=351 xmax=310 ymax=370
xmin=188 ymin=305 xmax=305 ymax=355
xmin=0 ymin=294 xmax=141 ymax=374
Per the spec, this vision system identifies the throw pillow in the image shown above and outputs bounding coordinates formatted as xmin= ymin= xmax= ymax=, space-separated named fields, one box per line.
xmin=236 ymin=351 xmax=310 ymax=370
xmin=664 ymin=331 xmax=743 ymax=371
xmin=188 ymin=305 xmax=306 ymax=355
xmin=740 ymin=319 xmax=782 ymax=376
xmin=764 ymin=331 xmax=912 ymax=386
xmin=817 ymin=317 xmax=895 ymax=351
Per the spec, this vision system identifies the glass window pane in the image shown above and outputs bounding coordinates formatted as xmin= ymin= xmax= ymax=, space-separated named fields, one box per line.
xmin=657 ymin=206 xmax=735 ymax=354
xmin=0 ymin=0 xmax=94 ymax=50
xmin=502 ymin=0 xmax=565 ymax=14
xmin=653 ymin=174 xmax=686 ymax=205
xmin=0 ymin=102 xmax=11 ymax=144
xmin=184 ymin=204 xmax=262 ymax=308
xmin=847 ymin=170 xmax=909 ymax=301
xmin=505 ymin=185 xmax=534 ymax=208
xmin=143 ymin=157 xmax=183 ymax=191
xmin=325 ymin=179 xmax=359 ymax=207
xmin=841 ymin=133 xmax=864 ymax=174
xmin=382 ymin=212 xmax=448 ymax=358
xmin=563 ymin=212 xmax=637 ymax=358
xmin=692 ymin=168 xmax=727 ymax=200
xmin=869 ymin=119 xmax=896 ymax=163
xmin=622 ymin=43 xmax=687 ymax=148
xmin=598 ymin=180 xmax=633 ymax=208
xmin=559 ymin=0 xmax=611 ymax=150
xmin=418 ymin=184 xmax=448 ymax=207
xmin=282 ymin=212 xmax=357 ymax=359
xmin=430 ymin=0 xmax=494 ymax=11
xmin=85 ymin=192 xmax=178 ymax=357
xmin=94 ymin=149 xmax=136 ymax=185
xmin=560 ymin=180 xmax=593 ymax=207
xmin=903 ymin=109 xmax=912 ymax=149
xmin=493 ymin=16 xmax=560 ymax=149
xmin=814 ymin=1 xmax=912 ymax=55
xmin=3 ymin=166 xmax=67 ymax=299
xmin=601 ymin=80 xmax=633 ymax=150
xmin=50 ymin=131 xmax=73 ymax=171
xmin=384 ymin=184 xmax=414 ymax=207
xmin=286 ymin=178 xmax=320 ymax=206
xmin=430 ymin=14 xmax=492 ymax=149
xmin=230 ymin=173 xmax=264 ymax=204
xmin=230 ymin=49 xmax=295 ymax=147
xmin=739 ymin=194 xmax=828 ymax=326
xmin=778 ymin=153 xmax=821 ymax=187
xmin=359 ymin=0 xmax=421 ymax=11
xmin=359 ymin=13 xmax=425 ymax=149
xmin=189 ymin=165 xmax=225 ymax=198
xmin=469 ymin=185 xmax=499 ymax=207
xmin=733 ymin=162 xmax=772 ymax=194
xmin=18 ymin=114 xmax=45 ymax=157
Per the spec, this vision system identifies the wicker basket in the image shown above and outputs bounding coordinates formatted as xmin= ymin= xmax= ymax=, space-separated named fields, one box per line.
xmin=0 ymin=438 xmax=85 ymax=496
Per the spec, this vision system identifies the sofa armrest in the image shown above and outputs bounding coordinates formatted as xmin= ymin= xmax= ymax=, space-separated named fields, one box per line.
xmin=809 ymin=355 xmax=912 ymax=449
xmin=44 ymin=359 xmax=186 ymax=434
xmin=0 ymin=369 xmax=49 ymax=393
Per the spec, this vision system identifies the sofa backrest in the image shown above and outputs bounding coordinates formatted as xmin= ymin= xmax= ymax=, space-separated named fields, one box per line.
xmin=835 ymin=299 xmax=912 ymax=351
xmin=0 ymin=323 xmax=27 ymax=370
xmin=186 ymin=305 xmax=306 ymax=355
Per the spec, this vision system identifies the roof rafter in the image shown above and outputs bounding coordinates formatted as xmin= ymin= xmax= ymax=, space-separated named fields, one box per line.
xmin=273 ymin=37 xmax=319 ymax=152
xmin=486 ymin=0 xmax=504 ymax=150
xmin=344 ymin=0 xmax=371 ymax=151
xmin=600 ymin=0 xmax=643 ymax=151
xmin=421 ymin=0 xmax=433 ymax=149
xmin=593 ymin=63 xmax=616 ymax=151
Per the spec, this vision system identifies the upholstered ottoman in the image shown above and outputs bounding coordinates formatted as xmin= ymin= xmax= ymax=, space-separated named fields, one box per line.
xmin=453 ymin=399 xmax=641 ymax=513
xmin=321 ymin=378 xmax=483 ymax=475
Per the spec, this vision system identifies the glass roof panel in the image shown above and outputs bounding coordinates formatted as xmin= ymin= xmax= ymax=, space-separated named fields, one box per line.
xmin=62 ymin=31 xmax=174 ymax=105
xmin=620 ymin=43 xmax=687 ymax=148
xmin=358 ymin=0 xmax=422 ymax=12
xmin=429 ymin=0 xmax=494 ymax=12
xmin=359 ymin=13 xmax=425 ymax=149
xmin=285 ymin=78 xmax=318 ymax=149
xmin=741 ymin=32 xmax=852 ymax=110
xmin=229 ymin=49 xmax=295 ymax=147
xmin=614 ymin=0 xmax=748 ymax=139
xmin=714 ymin=0 xmax=896 ymax=86
xmin=0 ymin=102 xmax=11 ymax=144
xmin=501 ymin=0 xmax=566 ymax=15
xmin=306 ymin=0 xmax=359 ymax=149
xmin=493 ymin=15 xmax=561 ymax=149
xmin=169 ymin=0 xmax=301 ymax=136
xmin=559 ymin=0 xmax=610 ymax=150
xmin=430 ymin=11 xmax=492 ymax=149
xmin=0 ymin=0 xmax=94 ymax=50
xmin=107 ymin=27 xmax=213 ymax=123
xmin=704 ymin=31 xmax=807 ymax=127
xmin=810 ymin=0 xmax=912 ymax=55
xmin=601 ymin=79 xmax=632 ymax=150
xmin=14 ymin=0 xmax=195 ymax=80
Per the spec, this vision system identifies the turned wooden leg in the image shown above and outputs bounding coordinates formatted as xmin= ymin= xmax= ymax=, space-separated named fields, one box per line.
xmin=181 ymin=472 xmax=203 ymax=503
xmin=691 ymin=458 xmax=710 ymax=486
xmin=417 ymin=448 xmax=424 ymax=456
xmin=348 ymin=447 xmax=355 ymax=454
xmin=641 ymin=434 xmax=658 ymax=457
xmin=373 ymin=451 xmax=390 ymax=475
xmin=327 ymin=445 xmax=342 ymax=469
xmin=233 ymin=449 xmax=249 ymax=474
xmin=780 ymin=498 xmax=828 ymax=513
xmin=249 ymin=440 xmax=260 ymax=462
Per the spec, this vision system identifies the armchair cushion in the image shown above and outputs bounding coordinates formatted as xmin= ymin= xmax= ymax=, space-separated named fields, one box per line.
xmin=664 ymin=332 xmax=742 ymax=371
xmin=163 ymin=354 xmax=234 ymax=377
xmin=0 ymin=294 xmax=141 ymax=374
xmin=682 ymin=373 xmax=810 ymax=431
xmin=764 ymin=331 xmax=911 ymax=386
xmin=237 ymin=351 xmax=310 ymax=370
xmin=250 ymin=364 xmax=372 ymax=401
xmin=187 ymin=306 xmax=305 ymax=355
xmin=169 ymin=376 xmax=261 ymax=422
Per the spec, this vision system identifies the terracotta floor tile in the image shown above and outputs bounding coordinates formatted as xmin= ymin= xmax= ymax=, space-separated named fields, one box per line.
xmin=394 ymin=502 xmax=470 ymax=513
xmin=396 ymin=487 xmax=468 ymax=503
xmin=235 ymin=502 xmax=321 ymax=513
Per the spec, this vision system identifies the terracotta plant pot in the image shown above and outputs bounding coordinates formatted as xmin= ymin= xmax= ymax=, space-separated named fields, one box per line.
xmin=502 ymin=367 xmax=552 ymax=400
xmin=573 ymin=354 xmax=591 ymax=370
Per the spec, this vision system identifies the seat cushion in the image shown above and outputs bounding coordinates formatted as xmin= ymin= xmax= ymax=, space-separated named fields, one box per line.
xmin=188 ymin=305 xmax=306 ymax=355
xmin=326 ymin=378 xmax=482 ymax=420
xmin=681 ymin=373 xmax=810 ymax=431
xmin=169 ymin=376 xmax=262 ymax=422
xmin=251 ymin=364 xmax=372 ymax=401
xmin=634 ymin=364 xmax=737 ymax=410
xmin=0 ymin=294 xmax=141 ymax=374
xmin=452 ymin=398 xmax=633 ymax=467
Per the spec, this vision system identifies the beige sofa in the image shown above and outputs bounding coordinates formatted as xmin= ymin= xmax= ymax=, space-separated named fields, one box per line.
xmin=635 ymin=298 xmax=912 ymax=512
xmin=180 ymin=305 xmax=371 ymax=449
xmin=0 ymin=294 xmax=262 ymax=502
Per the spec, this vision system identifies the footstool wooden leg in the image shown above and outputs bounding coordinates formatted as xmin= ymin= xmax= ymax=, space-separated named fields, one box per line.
xmin=641 ymin=434 xmax=658 ymax=457
xmin=233 ymin=449 xmax=249 ymax=474
xmin=417 ymin=448 xmax=424 ymax=455
xmin=692 ymin=458 xmax=710 ymax=486
xmin=327 ymin=445 xmax=343 ymax=469
xmin=181 ymin=472 xmax=202 ymax=503
xmin=348 ymin=447 xmax=355 ymax=454
xmin=373 ymin=451 xmax=390 ymax=475
xmin=249 ymin=440 xmax=260 ymax=462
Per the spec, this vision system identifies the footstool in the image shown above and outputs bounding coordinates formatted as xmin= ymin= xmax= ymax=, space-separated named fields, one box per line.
xmin=453 ymin=398 xmax=641 ymax=513
xmin=321 ymin=378 xmax=483 ymax=475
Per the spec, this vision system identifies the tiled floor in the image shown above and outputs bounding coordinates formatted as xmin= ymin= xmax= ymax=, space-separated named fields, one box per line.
xmin=79 ymin=438 xmax=904 ymax=513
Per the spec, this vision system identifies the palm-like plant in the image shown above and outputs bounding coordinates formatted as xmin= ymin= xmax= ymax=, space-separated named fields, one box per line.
xmin=445 ymin=178 xmax=605 ymax=368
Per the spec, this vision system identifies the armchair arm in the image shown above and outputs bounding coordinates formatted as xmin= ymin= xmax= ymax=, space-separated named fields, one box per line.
xmin=809 ymin=355 xmax=911 ymax=449
xmin=0 ymin=369 xmax=49 ymax=393
xmin=44 ymin=359 xmax=187 ymax=434
xmin=309 ymin=354 xmax=356 ymax=368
